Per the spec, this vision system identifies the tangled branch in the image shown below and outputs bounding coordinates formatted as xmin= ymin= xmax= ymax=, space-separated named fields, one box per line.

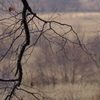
xmin=0 ymin=0 xmax=95 ymax=100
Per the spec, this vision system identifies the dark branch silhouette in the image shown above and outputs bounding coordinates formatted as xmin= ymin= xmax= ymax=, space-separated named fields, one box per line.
xmin=0 ymin=0 xmax=98 ymax=100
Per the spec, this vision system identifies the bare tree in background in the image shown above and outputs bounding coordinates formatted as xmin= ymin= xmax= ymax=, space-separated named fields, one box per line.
xmin=0 ymin=0 xmax=91 ymax=100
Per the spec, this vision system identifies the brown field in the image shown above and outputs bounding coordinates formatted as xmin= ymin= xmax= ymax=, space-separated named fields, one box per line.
xmin=39 ymin=12 xmax=100 ymax=38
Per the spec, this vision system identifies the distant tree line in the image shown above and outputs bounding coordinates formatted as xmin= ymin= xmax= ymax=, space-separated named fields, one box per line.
xmin=23 ymin=35 xmax=100 ymax=87
xmin=29 ymin=0 xmax=100 ymax=13
xmin=1 ymin=0 xmax=99 ymax=13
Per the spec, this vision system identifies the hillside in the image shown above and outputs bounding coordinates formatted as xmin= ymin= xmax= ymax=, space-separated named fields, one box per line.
xmin=27 ymin=0 xmax=100 ymax=12
xmin=0 ymin=0 xmax=99 ymax=13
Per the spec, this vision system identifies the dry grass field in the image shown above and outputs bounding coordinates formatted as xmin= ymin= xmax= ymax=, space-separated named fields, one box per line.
xmin=17 ymin=83 xmax=100 ymax=100
xmin=41 ymin=84 xmax=99 ymax=100
xmin=39 ymin=12 xmax=100 ymax=40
